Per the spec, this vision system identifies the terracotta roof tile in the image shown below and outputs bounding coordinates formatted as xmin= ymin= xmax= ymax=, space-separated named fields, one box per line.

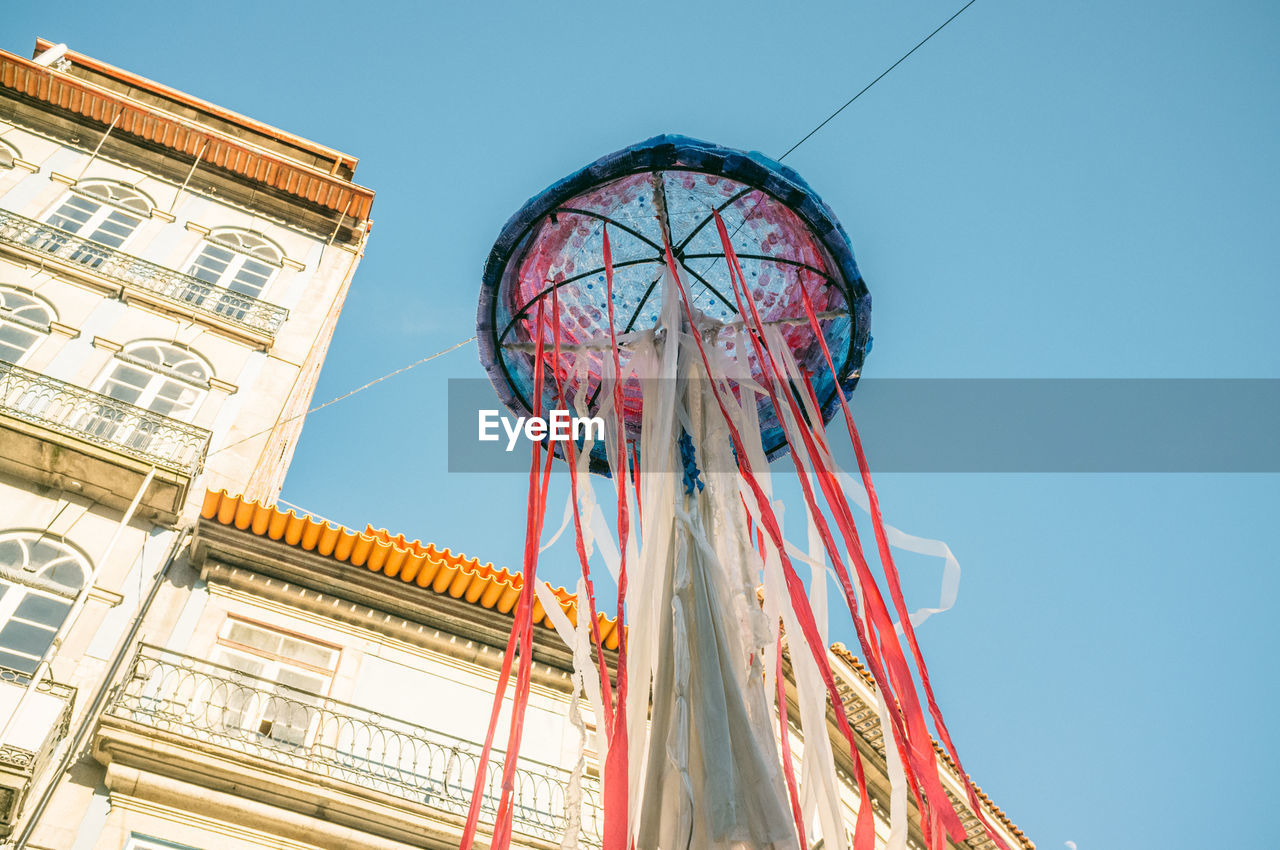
xmin=200 ymin=489 xmax=616 ymax=648
xmin=2 ymin=47 xmax=373 ymax=222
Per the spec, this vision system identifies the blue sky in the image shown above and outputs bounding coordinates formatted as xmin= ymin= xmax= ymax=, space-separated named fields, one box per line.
xmin=9 ymin=2 xmax=1279 ymax=847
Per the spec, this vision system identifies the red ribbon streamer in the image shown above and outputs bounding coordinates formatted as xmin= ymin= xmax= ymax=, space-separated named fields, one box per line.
xmin=796 ymin=283 xmax=1008 ymax=849
xmin=713 ymin=211 xmax=967 ymax=846
xmin=460 ymin=300 xmax=554 ymax=850
xmin=601 ymin=227 xmax=631 ymax=850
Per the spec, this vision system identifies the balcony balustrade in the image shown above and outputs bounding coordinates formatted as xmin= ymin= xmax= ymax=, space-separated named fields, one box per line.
xmin=0 ymin=208 xmax=288 ymax=338
xmin=0 ymin=361 xmax=210 ymax=476
xmin=105 ymin=645 xmax=603 ymax=846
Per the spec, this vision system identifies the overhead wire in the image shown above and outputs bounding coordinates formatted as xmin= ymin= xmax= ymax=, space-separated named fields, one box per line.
xmin=778 ymin=0 xmax=980 ymax=162
xmin=690 ymin=0 xmax=980 ymax=307
xmin=208 ymin=335 xmax=475 ymax=458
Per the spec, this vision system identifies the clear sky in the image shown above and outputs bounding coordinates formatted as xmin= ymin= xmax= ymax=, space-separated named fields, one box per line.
xmin=8 ymin=2 xmax=1279 ymax=848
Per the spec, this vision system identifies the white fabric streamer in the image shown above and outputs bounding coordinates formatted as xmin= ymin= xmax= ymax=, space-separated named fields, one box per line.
xmin=837 ymin=471 xmax=962 ymax=631
xmin=875 ymin=685 xmax=909 ymax=850
xmin=763 ymin=324 xmax=963 ymax=634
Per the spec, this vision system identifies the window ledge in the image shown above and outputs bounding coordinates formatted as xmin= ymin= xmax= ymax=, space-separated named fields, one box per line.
xmin=48 ymin=321 xmax=79 ymax=338
xmin=208 ymin=377 xmax=238 ymax=394
xmin=88 ymin=585 xmax=124 ymax=607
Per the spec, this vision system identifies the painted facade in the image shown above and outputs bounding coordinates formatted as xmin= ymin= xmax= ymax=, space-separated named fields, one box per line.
xmin=0 ymin=38 xmax=371 ymax=848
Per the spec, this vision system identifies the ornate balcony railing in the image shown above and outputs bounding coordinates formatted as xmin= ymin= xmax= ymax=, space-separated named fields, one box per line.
xmin=106 ymin=645 xmax=603 ymax=846
xmin=0 ymin=361 xmax=211 ymax=475
xmin=0 ymin=208 xmax=288 ymax=337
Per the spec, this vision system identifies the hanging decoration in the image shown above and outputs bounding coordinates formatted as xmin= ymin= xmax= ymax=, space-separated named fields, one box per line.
xmin=468 ymin=135 xmax=1005 ymax=850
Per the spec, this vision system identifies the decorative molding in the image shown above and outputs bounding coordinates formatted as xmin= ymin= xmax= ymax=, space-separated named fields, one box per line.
xmin=208 ymin=376 xmax=238 ymax=394
xmin=184 ymin=221 xmax=211 ymax=236
xmin=91 ymin=336 xmax=123 ymax=353
xmin=281 ymin=257 xmax=305 ymax=272
xmin=48 ymin=321 xmax=79 ymax=338
xmin=11 ymin=158 xmax=38 ymax=174
xmin=87 ymin=585 xmax=124 ymax=607
xmin=49 ymin=171 xmax=76 ymax=186
xmin=150 ymin=208 xmax=176 ymax=223
xmin=193 ymin=522 xmax=582 ymax=677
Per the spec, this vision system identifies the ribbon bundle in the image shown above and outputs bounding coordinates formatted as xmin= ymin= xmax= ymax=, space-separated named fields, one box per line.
xmin=460 ymin=221 xmax=1006 ymax=850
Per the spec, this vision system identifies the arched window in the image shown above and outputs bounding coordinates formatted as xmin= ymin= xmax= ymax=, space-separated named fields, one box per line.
xmin=181 ymin=229 xmax=285 ymax=323
xmin=0 ymin=287 xmax=55 ymax=365
xmin=187 ymin=229 xmax=284 ymax=300
xmin=83 ymin=342 xmax=211 ymax=454
xmin=94 ymin=341 xmax=210 ymax=420
xmin=34 ymin=181 xmax=154 ymax=268
xmin=0 ymin=531 xmax=90 ymax=675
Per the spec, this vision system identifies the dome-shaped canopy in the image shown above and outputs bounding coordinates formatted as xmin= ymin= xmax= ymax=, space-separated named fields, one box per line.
xmin=478 ymin=135 xmax=872 ymax=469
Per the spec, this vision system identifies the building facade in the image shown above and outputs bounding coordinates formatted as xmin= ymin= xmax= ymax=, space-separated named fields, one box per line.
xmin=0 ymin=38 xmax=372 ymax=847
xmin=0 ymin=38 xmax=1032 ymax=850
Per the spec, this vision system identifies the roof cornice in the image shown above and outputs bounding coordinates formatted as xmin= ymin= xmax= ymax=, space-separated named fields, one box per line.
xmin=1 ymin=46 xmax=374 ymax=222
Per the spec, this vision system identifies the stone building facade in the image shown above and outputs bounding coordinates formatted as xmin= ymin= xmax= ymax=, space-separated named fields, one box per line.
xmin=0 ymin=38 xmax=371 ymax=847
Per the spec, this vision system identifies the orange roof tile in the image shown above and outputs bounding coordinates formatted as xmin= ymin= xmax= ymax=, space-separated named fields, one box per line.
xmin=33 ymin=38 xmax=357 ymax=169
xmin=1 ymin=47 xmax=374 ymax=222
xmin=200 ymin=489 xmax=618 ymax=649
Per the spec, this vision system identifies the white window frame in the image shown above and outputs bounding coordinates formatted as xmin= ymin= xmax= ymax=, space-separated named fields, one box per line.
xmin=183 ymin=229 xmax=284 ymax=300
xmin=0 ymin=532 xmax=90 ymax=676
xmin=210 ymin=617 xmax=340 ymax=750
xmin=80 ymin=342 xmax=211 ymax=455
xmin=42 ymin=181 xmax=152 ymax=249
xmin=0 ymin=287 xmax=55 ymax=367
xmin=90 ymin=342 xmax=211 ymax=419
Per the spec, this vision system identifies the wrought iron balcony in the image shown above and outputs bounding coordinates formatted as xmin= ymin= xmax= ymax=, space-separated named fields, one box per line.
xmin=0 ymin=360 xmax=211 ymax=475
xmin=0 ymin=208 xmax=288 ymax=337
xmin=105 ymin=645 xmax=604 ymax=846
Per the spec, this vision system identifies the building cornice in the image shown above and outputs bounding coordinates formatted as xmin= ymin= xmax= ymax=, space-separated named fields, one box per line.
xmin=0 ymin=47 xmax=374 ymax=223
xmin=192 ymin=515 xmax=586 ymax=679
xmin=197 ymin=490 xmax=619 ymax=652
xmin=32 ymin=38 xmax=359 ymax=174
xmin=95 ymin=723 xmax=484 ymax=850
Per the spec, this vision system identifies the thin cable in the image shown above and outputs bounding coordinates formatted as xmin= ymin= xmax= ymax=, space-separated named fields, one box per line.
xmin=276 ymin=498 xmax=345 ymax=526
xmin=209 ymin=335 xmax=476 ymax=457
xmin=689 ymin=0 xmax=979 ymax=310
xmin=778 ymin=0 xmax=979 ymax=162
